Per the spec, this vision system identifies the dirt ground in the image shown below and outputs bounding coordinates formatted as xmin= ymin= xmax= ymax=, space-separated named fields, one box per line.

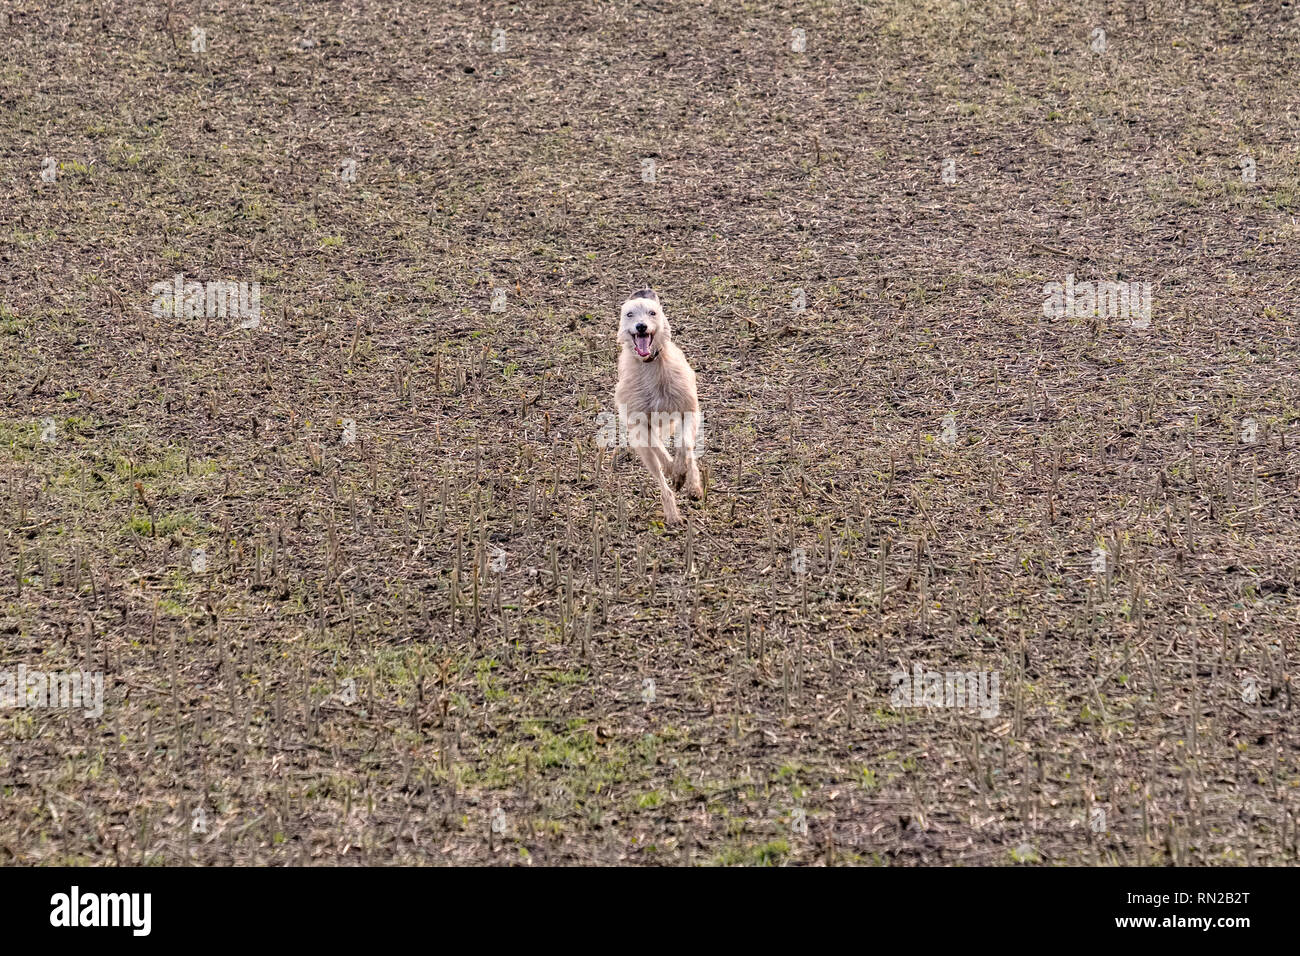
xmin=2 ymin=0 xmax=1299 ymax=865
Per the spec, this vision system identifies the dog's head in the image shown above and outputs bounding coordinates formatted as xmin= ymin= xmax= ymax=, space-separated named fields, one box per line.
xmin=618 ymin=288 xmax=670 ymax=362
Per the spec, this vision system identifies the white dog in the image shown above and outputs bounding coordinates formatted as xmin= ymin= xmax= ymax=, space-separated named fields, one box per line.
xmin=614 ymin=289 xmax=702 ymax=527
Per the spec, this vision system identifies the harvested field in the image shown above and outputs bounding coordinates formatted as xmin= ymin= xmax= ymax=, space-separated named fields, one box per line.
xmin=2 ymin=0 xmax=1299 ymax=865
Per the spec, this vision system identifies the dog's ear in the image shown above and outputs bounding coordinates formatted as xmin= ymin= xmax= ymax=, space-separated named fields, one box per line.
xmin=632 ymin=288 xmax=658 ymax=303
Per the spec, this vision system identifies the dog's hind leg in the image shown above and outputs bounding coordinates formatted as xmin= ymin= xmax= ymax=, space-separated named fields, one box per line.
xmin=660 ymin=415 xmax=690 ymax=491
xmin=632 ymin=442 xmax=682 ymax=527
xmin=673 ymin=411 xmax=703 ymax=499
xmin=650 ymin=434 xmax=673 ymax=473
xmin=646 ymin=414 xmax=674 ymax=474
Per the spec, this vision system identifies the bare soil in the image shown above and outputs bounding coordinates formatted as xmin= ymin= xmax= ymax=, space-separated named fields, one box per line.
xmin=2 ymin=0 xmax=1299 ymax=865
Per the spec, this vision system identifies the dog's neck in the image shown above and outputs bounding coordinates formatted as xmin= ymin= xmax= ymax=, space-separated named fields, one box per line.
xmin=641 ymin=346 xmax=661 ymax=364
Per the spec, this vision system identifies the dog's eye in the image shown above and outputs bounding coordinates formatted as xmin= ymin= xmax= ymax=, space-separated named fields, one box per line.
xmin=648 ymin=309 xmax=657 ymax=316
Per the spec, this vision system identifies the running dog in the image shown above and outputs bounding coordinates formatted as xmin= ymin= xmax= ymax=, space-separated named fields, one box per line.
xmin=614 ymin=289 xmax=702 ymax=527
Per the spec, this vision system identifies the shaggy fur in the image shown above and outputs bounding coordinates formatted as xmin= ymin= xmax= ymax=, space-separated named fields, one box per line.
xmin=614 ymin=289 xmax=702 ymax=526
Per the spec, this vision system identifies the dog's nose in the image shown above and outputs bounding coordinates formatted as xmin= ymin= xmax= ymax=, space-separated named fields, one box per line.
xmin=635 ymin=323 xmax=648 ymax=334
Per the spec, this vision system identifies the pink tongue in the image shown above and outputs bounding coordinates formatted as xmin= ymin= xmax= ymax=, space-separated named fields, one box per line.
xmin=634 ymin=335 xmax=651 ymax=356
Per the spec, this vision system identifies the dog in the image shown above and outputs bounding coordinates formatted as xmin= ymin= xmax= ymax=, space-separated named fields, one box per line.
xmin=614 ymin=288 xmax=702 ymax=527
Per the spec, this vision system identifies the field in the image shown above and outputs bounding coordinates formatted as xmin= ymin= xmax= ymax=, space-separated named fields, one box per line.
xmin=2 ymin=0 xmax=1300 ymax=866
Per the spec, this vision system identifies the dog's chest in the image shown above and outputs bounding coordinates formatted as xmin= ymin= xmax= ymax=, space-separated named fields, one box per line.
xmin=644 ymin=376 xmax=685 ymax=410
xmin=617 ymin=361 xmax=689 ymax=412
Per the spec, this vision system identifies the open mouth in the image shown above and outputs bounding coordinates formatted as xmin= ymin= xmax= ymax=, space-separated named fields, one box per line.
xmin=633 ymin=331 xmax=654 ymax=357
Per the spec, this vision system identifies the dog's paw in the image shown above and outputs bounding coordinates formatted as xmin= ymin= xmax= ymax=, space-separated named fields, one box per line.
xmin=663 ymin=507 xmax=684 ymax=528
xmin=681 ymin=464 xmax=703 ymax=499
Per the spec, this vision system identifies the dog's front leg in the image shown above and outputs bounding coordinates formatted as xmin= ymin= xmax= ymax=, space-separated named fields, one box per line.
xmin=632 ymin=442 xmax=682 ymax=527
xmin=650 ymin=424 xmax=674 ymax=474
xmin=677 ymin=411 xmax=703 ymax=499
